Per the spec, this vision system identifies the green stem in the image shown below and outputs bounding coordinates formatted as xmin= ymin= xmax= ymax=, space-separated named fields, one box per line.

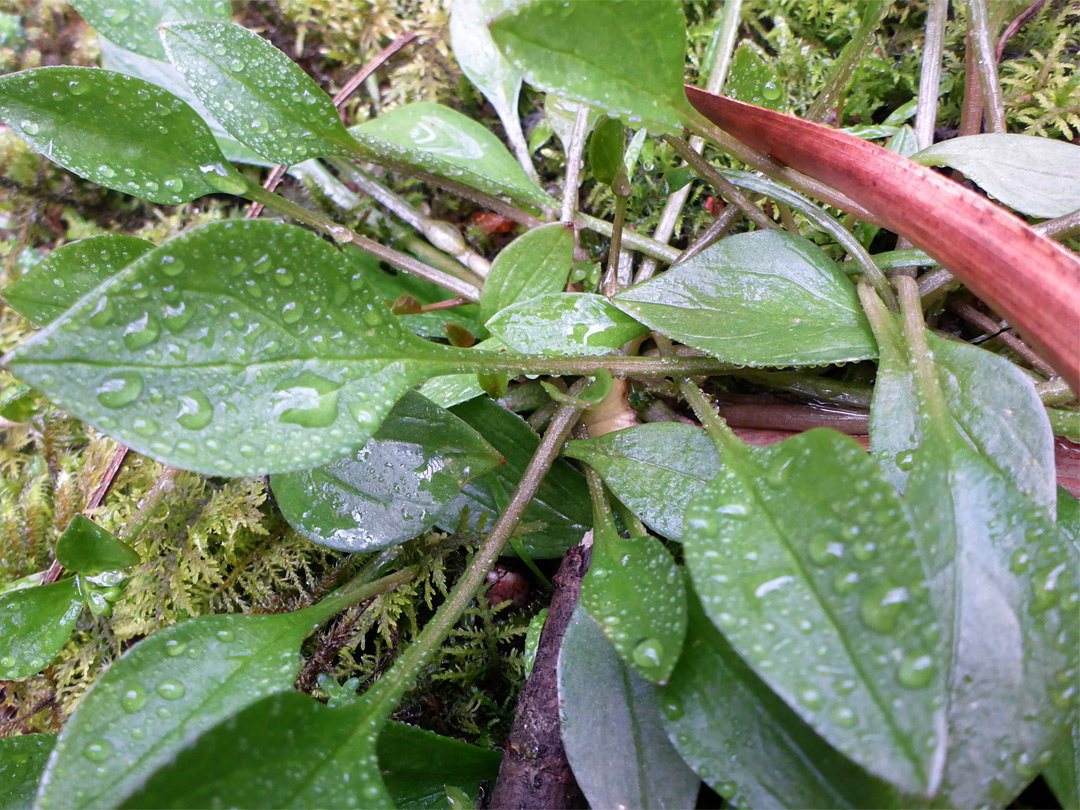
xmin=896 ymin=276 xmax=953 ymax=434
xmin=583 ymin=464 xmax=617 ymax=544
xmin=1037 ymin=378 xmax=1077 ymax=407
xmin=965 ymin=0 xmax=1007 ymax=133
xmin=576 ymin=212 xmax=681 ymax=263
xmin=604 ymin=195 xmax=630 ymax=296
xmin=243 ymin=182 xmax=482 ymax=303
xmin=309 ymin=564 xmax=420 ymax=623
xmin=356 ymin=391 xmax=588 ymax=716
xmin=806 ymin=0 xmax=891 ymax=123
xmin=1034 ymin=207 xmax=1080 ymax=241
xmin=914 ymin=0 xmax=949 ymax=149
xmin=453 ymin=350 xmax=736 ymax=379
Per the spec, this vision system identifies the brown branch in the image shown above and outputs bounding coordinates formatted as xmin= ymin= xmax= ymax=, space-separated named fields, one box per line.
xmin=994 ymin=0 xmax=1048 ymax=63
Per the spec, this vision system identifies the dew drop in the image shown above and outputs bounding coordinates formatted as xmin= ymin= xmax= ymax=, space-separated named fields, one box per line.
xmin=156 ymin=679 xmax=186 ymax=700
xmin=895 ymin=450 xmax=916 ymax=471
xmin=164 ymin=177 xmax=184 ymax=193
xmin=177 ymin=391 xmax=214 ymax=430
xmin=89 ymin=296 xmax=116 ymax=328
xmin=20 ymin=120 xmax=40 ymax=135
xmin=163 ymin=639 xmax=187 ymax=657
xmin=69 ymin=81 xmax=88 ymax=96
xmin=661 ymin=695 xmax=685 ymax=721
xmin=631 ymin=637 xmax=663 ymax=670
xmin=830 ymin=705 xmax=858 ymax=728
xmin=897 ymin=652 xmax=935 ymax=689
xmin=83 ymin=739 xmax=113 ymax=763
xmin=799 ymin=687 xmax=824 ymax=711
xmin=762 ymin=81 xmax=781 ymax=101
xmin=251 ymin=119 xmax=269 ymax=135
xmin=274 ymin=371 xmax=341 ymax=429
xmin=1030 ymin=562 xmax=1065 ymax=616
xmin=859 ymin=583 xmax=909 ymax=634
xmin=97 ymin=165 xmax=116 ymax=179
xmin=282 ymin=302 xmax=304 ymax=324
xmin=808 ymin=533 xmax=843 ymax=566
xmin=272 ymin=267 xmax=294 ymax=287
xmin=96 ymin=372 xmax=143 ymax=409
xmin=131 ymin=417 xmax=159 ymax=438
xmin=161 ymin=257 xmax=185 ymax=277
xmin=120 ymin=684 xmax=148 ymax=713
xmin=123 ymin=312 xmax=161 ymax=351
xmin=216 ymin=629 xmax=234 ymax=643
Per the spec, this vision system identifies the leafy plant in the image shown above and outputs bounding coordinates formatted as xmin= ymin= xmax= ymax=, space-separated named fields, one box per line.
xmin=0 ymin=1 xmax=1078 ymax=808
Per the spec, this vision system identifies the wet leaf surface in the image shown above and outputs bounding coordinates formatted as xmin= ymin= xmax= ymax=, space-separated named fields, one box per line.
xmin=0 ymin=734 xmax=55 ymax=810
xmin=161 ymin=22 xmax=355 ymax=164
xmin=479 ymin=223 xmax=574 ymax=323
xmin=54 ymin=515 xmax=140 ymax=575
xmin=485 ymin=293 xmax=648 ymax=356
xmin=70 ymin=0 xmax=230 ymax=60
xmin=271 ymin=391 xmax=502 ymax=552
xmin=2 ymin=235 xmax=153 ymax=326
xmin=614 ymin=231 xmax=878 ymax=367
xmin=683 ymin=428 xmax=943 ymax=794
xmin=0 ymin=580 xmax=83 ymax=681
xmin=3 ymin=221 xmax=463 ymax=477
xmin=0 ymin=67 xmax=248 ymax=203
xmin=558 ymin=607 xmax=700 ymax=809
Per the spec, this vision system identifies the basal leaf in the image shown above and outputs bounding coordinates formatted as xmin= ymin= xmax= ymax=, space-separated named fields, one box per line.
xmin=0 ymin=67 xmax=249 ymax=203
xmin=614 ymin=230 xmax=878 ymax=367
xmin=0 ymin=735 xmax=55 ymax=810
xmin=913 ymin=134 xmax=1080 ymax=218
xmin=3 ymin=221 xmax=463 ymax=478
xmin=864 ymin=285 xmax=1079 ymax=806
xmin=350 ymin=102 xmax=552 ymax=209
xmin=119 ymin=691 xmax=392 ymax=809
xmin=70 ymin=0 xmax=229 ymax=60
xmin=727 ymin=44 xmax=784 ymax=111
xmin=489 ymin=0 xmax=699 ymax=131
xmin=564 ymin=423 xmax=719 ymax=541
xmin=683 ymin=429 xmax=944 ymax=794
xmin=449 ymin=0 xmax=532 ymax=174
xmin=444 ymin=397 xmax=591 ymax=558
xmin=271 ymin=391 xmax=502 ymax=552
xmin=479 ymin=223 xmax=574 ymax=323
xmin=160 ymin=22 xmax=355 ymax=164
xmin=486 ymin=293 xmax=649 ymax=356
xmin=2 ymin=235 xmax=153 ymax=326
xmin=35 ymin=588 xmax=373 ymax=809
xmin=0 ymin=580 xmax=82 ymax=681
xmin=580 ymin=507 xmax=686 ymax=684
xmin=54 ymin=515 xmax=140 ymax=575
xmin=558 ymin=607 xmax=700 ymax=809
xmin=377 ymin=722 xmax=502 ymax=809
xmin=659 ymin=592 xmax=902 ymax=808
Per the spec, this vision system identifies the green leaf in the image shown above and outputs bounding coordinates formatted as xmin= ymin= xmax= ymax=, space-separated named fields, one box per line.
xmin=377 ymin=722 xmax=502 ymax=809
xmin=271 ymin=391 xmax=502 ymax=552
xmin=36 ymin=593 xmax=361 ymax=809
xmin=489 ymin=0 xmax=698 ymax=131
xmin=54 ymin=515 xmax=140 ymax=575
xmin=2 ymin=235 xmax=154 ymax=326
xmin=3 ymin=221 xmax=463 ymax=478
xmin=864 ymin=289 xmax=1079 ymax=806
xmin=479 ymin=223 xmax=574 ymax=323
xmin=523 ymin=608 xmax=547 ymax=677
xmin=1045 ymin=715 xmax=1079 ymax=810
xmin=912 ymin=134 xmax=1080 ymax=218
xmin=416 ymin=338 xmax=509 ymax=408
xmin=659 ymin=593 xmax=901 ymax=808
xmin=0 ymin=580 xmax=82 ymax=680
xmin=445 ymin=397 xmax=591 ymax=558
xmin=558 ymin=607 xmax=701 ymax=809
xmin=0 ymin=67 xmax=249 ymax=203
xmin=727 ymin=44 xmax=783 ymax=111
xmin=0 ymin=383 xmax=39 ymax=423
xmin=0 ymin=734 xmax=55 ymax=810
xmin=70 ymin=0 xmax=229 ymax=60
xmin=449 ymin=0 xmax=531 ymax=174
xmin=614 ymin=230 xmax=878 ymax=367
xmin=580 ymin=504 xmax=686 ymax=684
xmin=564 ymin=423 xmax=719 ymax=542
xmin=160 ymin=22 xmax=355 ymax=164
xmin=588 ymin=117 xmax=625 ymax=186
xmin=486 ymin=293 xmax=649 ymax=356
xmin=351 ymin=102 xmax=552 ymax=209
xmin=683 ymin=429 xmax=944 ymax=794
xmin=119 ymin=691 xmax=393 ymax=809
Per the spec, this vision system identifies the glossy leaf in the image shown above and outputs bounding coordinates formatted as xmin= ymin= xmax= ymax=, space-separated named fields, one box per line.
xmin=161 ymin=22 xmax=355 ymax=164
xmin=660 ymin=592 xmax=902 ymax=808
xmin=0 ymin=735 xmax=55 ymax=810
xmin=377 ymin=722 xmax=502 ymax=809
xmin=449 ymin=0 xmax=531 ymax=175
xmin=869 ymin=310 xmax=1056 ymax=512
xmin=614 ymin=230 xmax=878 ymax=367
xmin=271 ymin=391 xmax=502 ymax=552
xmin=0 ymin=383 xmax=39 ymax=423
xmin=444 ymin=398 xmax=591 ymax=558
xmin=558 ymin=607 xmax=700 ymax=809
xmin=564 ymin=423 xmax=718 ymax=541
xmin=3 ymin=221 xmax=463 ymax=478
xmin=580 ymin=505 xmax=686 ymax=684
xmin=727 ymin=44 xmax=783 ymax=111
xmin=119 ymin=691 xmax=392 ymax=809
xmin=0 ymin=67 xmax=248 ymax=203
xmin=351 ymin=102 xmax=552 ymax=208
xmin=490 ymin=0 xmax=699 ymax=131
xmin=2 ymin=235 xmax=154 ymax=326
xmin=683 ymin=428 xmax=944 ymax=794
xmin=589 ymin=117 xmax=625 ymax=186
xmin=864 ymin=289 xmax=1079 ymax=806
xmin=486 ymin=293 xmax=649 ymax=356
xmin=913 ymin=134 xmax=1080 ymax=218
xmin=71 ymin=0 xmax=229 ymax=60
xmin=54 ymin=515 xmax=140 ymax=575
xmin=479 ymin=223 xmax=574 ymax=323
xmin=36 ymin=593 xmax=361 ymax=809
xmin=416 ymin=338 xmax=509 ymax=409
xmin=543 ymin=94 xmax=600 ymax=149
xmin=1046 ymin=716 xmax=1080 ymax=810
xmin=0 ymin=580 xmax=82 ymax=681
